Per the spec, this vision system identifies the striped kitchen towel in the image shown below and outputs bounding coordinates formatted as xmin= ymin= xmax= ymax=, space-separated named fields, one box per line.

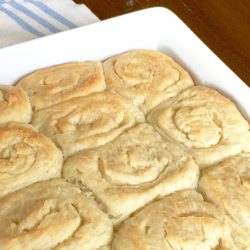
xmin=0 ymin=0 xmax=99 ymax=48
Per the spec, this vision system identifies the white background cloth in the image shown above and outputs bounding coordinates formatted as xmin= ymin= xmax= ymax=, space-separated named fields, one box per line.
xmin=0 ymin=0 xmax=99 ymax=48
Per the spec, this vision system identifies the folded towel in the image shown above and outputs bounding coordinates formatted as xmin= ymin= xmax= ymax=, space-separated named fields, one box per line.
xmin=0 ymin=0 xmax=99 ymax=48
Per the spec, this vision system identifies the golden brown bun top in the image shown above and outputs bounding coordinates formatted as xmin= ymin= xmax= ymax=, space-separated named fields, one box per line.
xmin=103 ymin=49 xmax=194 ymax=113
xmin=0 ymin=85 xmax=32 ymax=124
xmin=63 ymin=123 xmax=199 ymax=224
xmin=147 ymin=85 xmax=250 ymax=167
xmin=0 ymin=122 xmax=63 ymax=198
xmin=17 ymin=61 xmax=106 ymax=110
xmin=32 ymin=91 xmax=145 ymax=157
xmin=0 ymin=179 xmax=113 ymax=250
xmin=112 ymin=189 xmax=225 ymax=250
xmin=199 ymin=154 xmax=250 ymax=249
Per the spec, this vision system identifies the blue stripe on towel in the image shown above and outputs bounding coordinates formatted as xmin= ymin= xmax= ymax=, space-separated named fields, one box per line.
xmin=30 ymin=0 xmax=77 ymax=29
xmin=0 ymin=5 xmax=45 ymax=37
xmin=9 ymin=1 xmax=61 ymax=33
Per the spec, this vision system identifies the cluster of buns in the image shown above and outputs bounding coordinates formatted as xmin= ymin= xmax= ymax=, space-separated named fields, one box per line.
xmin=0 ymin=50 xmax=249 ymax=250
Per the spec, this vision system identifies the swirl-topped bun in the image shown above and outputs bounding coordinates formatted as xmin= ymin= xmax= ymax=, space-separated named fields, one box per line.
xmin=148 ymin=86 xmax=250 ymax=168
xmin=17 ymin=62 xmax=106 ymax=110
xmin=0 ymin=179 xmax=113 ymax=250
xmin=0 ymin=86 xmax=32 ymax=124
xmin=32 ymin=91 xmax=145 ymax=157
xmin=103 ymin=50 xmax=194 ymax=113
xmin=0 ymin=123 xmax=63 ymax=198
xmin=63 ymin=124 xmax=199 ymax=224
xmin=199 ymin=154 xmax=250 ymax=249
xmin=112 ymin=190 xmax=227 ymax=250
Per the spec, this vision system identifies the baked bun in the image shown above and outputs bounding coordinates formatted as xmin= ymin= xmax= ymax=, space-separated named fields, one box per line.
xmin=148 ymin=86 xmax=250 ymax=168
xmin=0 ymin=123 xmax=63 ymax=197
xmin=98 ymin=246 xmax=110 ymax=250
xmin=199 ymin=154 xmax=250 ymax=249
xmin=112 ymin=190 xmax=225 ymax=250
xmin=17 ymin=62 xmax=105 ymax=110
xmin=0 ymin=179 xmax=113 ymax=250
xmin=0 ymin=85 xmax=31 ymax=123
xmin=32 ymin=91 xmax=145 ymax=157
xmin=63 ymin=124 xmax=199 ymax=224
xmin=103 ymin=50 xmax=194 ymax=113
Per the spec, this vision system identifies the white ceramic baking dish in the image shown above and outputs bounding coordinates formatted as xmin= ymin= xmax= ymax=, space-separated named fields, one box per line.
xmin=0 ymin=7 xmax=249 ymax=119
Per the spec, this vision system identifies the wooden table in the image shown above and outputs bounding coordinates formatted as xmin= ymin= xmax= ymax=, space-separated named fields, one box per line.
xmin=75 ymin=0 xmax=250 ymax=87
